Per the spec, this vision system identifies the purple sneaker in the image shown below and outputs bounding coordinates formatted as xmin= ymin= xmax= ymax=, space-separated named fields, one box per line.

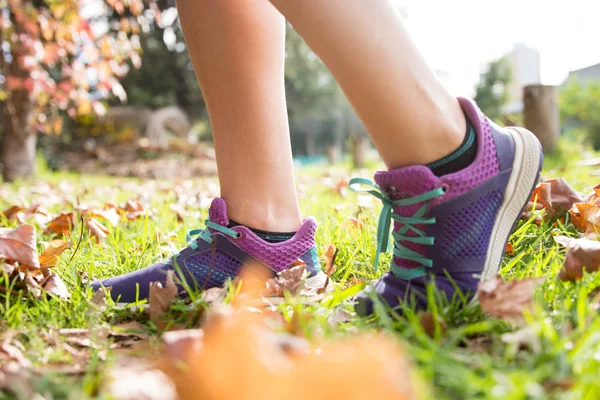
xmin=351 ymin=97 xmax=543 ymax=315
xmin=91 ymin=198 xmax=323 ymax=303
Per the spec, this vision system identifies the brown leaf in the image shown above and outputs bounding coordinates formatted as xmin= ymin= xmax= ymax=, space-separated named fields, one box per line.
xmin=319 ymin=244 xmax=338 ymax=294
xmin=1 ymin=339 xmax=31 ymax=368
xmin=38 ymin=240 xmax=73 ymax=268
xmin=477 ymin=276 xmax=544 ymax=324
xmin=90 ymin=287 xmax=108 ymax=309
xmin=121 ymin=199 xmax=149 ymax=221
xmin=1 ymin=205 xmax=25 ymax=221
xmin=559 ymin=237 xmax=600 ymax=281
xmin=22 ymin=275 xmax=42 ymax=298
xmin=0 ymin=225 xmax=39 ymax=268
xmin=86 ymin=217 xmax=108 ymax=242
xmin=44 ymin=213 xmax=74 ymax=235
xmin=347 ymin=216 xmax=364 ymax=230
xmin=418 ymin=312 xmax=447 ymax=338
xmin=505 ymin=242 xmax=515 ymax=257
xmin=109 ymin=321 xmax=150 ymax=350
xmin=570 ymin=202 xmax=600 ymax=236
xmin=530 ymin=178 xmax=582 ymax=217
xmin=265 ymin=263 xmax=306 ymax=297
xmin=149 ymin=271 xmax=178 ymax=330
xmin=85 ymin=208 xmax=121 ymax=226
xmin=162 ymin=305 xmax=418 ymax=400
xmin=501 ymin=326 xmax=541 ymax=353
xmin=42 ymin=273 xmax=70 ymax=299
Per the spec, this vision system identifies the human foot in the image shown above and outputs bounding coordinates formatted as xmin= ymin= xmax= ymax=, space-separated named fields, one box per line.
xmin=351 ymin=97 xmax=543 ymax=315
xmin=91 ymin=198 xmax=322 ymax=303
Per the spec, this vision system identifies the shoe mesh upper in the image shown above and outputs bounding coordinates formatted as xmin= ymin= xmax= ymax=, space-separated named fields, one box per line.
xmin=439 ymin=189 xmax=503 ymax=259
xmin=184 ymin=251 xmax=242 ymax=288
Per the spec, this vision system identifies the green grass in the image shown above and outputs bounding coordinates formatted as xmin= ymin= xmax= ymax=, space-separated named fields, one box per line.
xmin=3 ymin=136 xmax=600 ymax=399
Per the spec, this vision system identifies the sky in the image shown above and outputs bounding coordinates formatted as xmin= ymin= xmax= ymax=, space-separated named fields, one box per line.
xmin=398 ymin=0 xmax=600 ymax=96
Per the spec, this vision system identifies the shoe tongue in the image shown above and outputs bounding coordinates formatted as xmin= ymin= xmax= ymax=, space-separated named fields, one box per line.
xmin=374 ymin=166 xmax=440 ymax=201
xmin=208 ymin=197 xmax=230 ymax=226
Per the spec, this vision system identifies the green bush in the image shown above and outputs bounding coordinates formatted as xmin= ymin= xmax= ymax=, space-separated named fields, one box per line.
xmin=560 ymin=79 xmax=600 ymax=149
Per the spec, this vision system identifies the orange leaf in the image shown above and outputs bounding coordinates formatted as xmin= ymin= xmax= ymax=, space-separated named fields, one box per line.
xmin=571 ymin=203 xmax=600 ymax=236
xmin=2 ymin=205 xmax=25 ymax=221
xmin=149 ymin=271 xmax=178 ymax=331
xmin=347 ymin=217 xmax=363 ymax=230
xmin=558 ymin=237 xmax=600 ymax=281
xmin=86 ymin=218 xmax=108 ymax=242
xmin=0 ymin=225 xmax=39 ymax=268
xmin=265 ymin=263 xmax=306 ymax=297
xmin=505 ymin=242 xmax=515 ymax=257
xmin=162 ymin=307 xmax=418 ymax=400
xmin=45 ymin=213 xmax=74 ymax=235
xmin=85 ymin=208 xmax=120 ymax=226
xmin=38 ymin=240 xmax=74 ymax=268
xmin=42 ymin=273 xmax=70 ymax=299
xmin=478 ymin=276 xmax=544 ymax=324
xmin=530 ymin=178 xmax=582 ymax=217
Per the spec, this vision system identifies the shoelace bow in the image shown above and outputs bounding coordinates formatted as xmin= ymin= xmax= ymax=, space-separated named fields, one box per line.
xmin=173 ymin=217 xmax=239 ymax=258
xmin=349 ymin=177 xmax=445 ymax=280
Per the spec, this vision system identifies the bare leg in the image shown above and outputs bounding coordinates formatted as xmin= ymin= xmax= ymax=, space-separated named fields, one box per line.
xmin=268 ymin=0 xmax=466 ymax=169
xmin=177 ymin=0 xmax=302 ymax=231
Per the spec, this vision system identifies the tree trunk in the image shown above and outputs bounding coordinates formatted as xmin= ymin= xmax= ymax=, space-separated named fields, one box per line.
xmin=523 ymin=85 xmax=560 ymax=152
xmin=351 ymin=136 xmax=367 ymax=169
xmin=0 ymin=14 xmax=36 ymax=182
xmin=1 ymin=122 xmax=36 ymax=182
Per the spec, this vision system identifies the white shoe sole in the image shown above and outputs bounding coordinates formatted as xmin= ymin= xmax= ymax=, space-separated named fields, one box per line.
xmin=480 ymin=127 xmax=542 ymax=281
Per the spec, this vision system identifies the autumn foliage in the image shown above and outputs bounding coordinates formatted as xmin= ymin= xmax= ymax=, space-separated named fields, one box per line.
xmin=0 ymin=0 xmax=158 ymax=180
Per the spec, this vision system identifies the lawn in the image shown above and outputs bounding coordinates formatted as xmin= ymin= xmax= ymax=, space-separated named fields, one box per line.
xmin=2 ymin=137 xmax=600 ymax=400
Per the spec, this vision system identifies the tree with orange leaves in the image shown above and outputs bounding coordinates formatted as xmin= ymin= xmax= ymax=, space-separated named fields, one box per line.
xmin=0 ymin=0 xmax=157 ymax=181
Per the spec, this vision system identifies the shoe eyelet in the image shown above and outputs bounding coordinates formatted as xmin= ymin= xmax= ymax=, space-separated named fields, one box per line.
xmin=234 ymin=230 xmax=245 ymax=241
xmin=440 ymin=183 xmax=450 ymax=194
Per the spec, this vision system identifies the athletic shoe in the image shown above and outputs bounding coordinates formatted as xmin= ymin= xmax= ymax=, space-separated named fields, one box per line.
xmin=91 ymin=198 xmax=322 ymax=303
xmin=351 ymin=97 xmax=543 ymax=315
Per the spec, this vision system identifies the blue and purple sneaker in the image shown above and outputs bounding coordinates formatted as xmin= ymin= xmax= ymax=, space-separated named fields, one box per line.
xmin=91 ymin=198 xmax=323 ymax=303
xmin=351 ymin=97 xmax=543 ymax=315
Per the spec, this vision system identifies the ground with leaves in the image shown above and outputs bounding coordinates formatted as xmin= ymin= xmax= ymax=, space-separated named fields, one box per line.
xmin=3 ymin=139 xmax=600 ymax=399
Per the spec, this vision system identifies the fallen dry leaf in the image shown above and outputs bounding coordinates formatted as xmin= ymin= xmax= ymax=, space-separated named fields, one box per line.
xmin=149 ymin=271 xmax=178 ymax=330
xmin=0 ymin=225 xmax=39 ymax=268
xmin=477 ymin=276 xmax=544 ymax=324
xmin=121 ymin=199 xmax=149 ymax=221
xmin=418 ymin=312 xmax=447 ymax=338
xmin=2 ymin=205 xmax=25 ymax=221
xmin=0 ymin=338 xmax=30 ymax=368
xmin=347 ymin=216 xmax=364 ymax=230
xmin=162 ymin=305 xmax=420 ymax=400
xmin=105 ymin=360 xmax=178 ymax=400
xmin=530 ymin=178 xmax=582 ymax=217
xmin=558 ymin=237 xmax=600 ymax=281
xmin=44 ymin=213 xmax=74 ymax=236
xmin=85 ymin=208 xmax=121 ymax=226
xmin=570 ymin=202 xmax=600 ymax=236
xmin=22 ymin=275 xmax=42 ymax=298
xmin=38 ymin=240 xmax=73 ymax=268
xmin=505 ymin=242 xmax=515 ymax=257
xmin=319 ymin=244 xmax=338 ymax=294
xmin=42 ymin=273 xmax=70 ymax=299
xmin=265 ymin=263 xmax=306 ymax=297
xmin=86 ymin=217 xmax=108 ymax=242
xmin=501 ymin=325 xmax=542 ymax=353
xmin=90 ymin=287 xmax=109 ymax=310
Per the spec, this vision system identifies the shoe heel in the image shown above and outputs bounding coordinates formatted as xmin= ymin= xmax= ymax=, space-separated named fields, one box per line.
xmin=481 ymin=127 xmax=543 ymax=280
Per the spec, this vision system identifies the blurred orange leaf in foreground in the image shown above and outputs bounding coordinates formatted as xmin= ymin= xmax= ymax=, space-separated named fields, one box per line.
xmin=161 ymin=267 xmax=424 ymax=400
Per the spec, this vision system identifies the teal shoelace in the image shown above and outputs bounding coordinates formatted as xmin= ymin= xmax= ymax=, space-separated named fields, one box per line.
xmin=349 ymin=177 xmax=446 ymax=279
xmin=173 ymin=218 xmax=240 ymax=259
